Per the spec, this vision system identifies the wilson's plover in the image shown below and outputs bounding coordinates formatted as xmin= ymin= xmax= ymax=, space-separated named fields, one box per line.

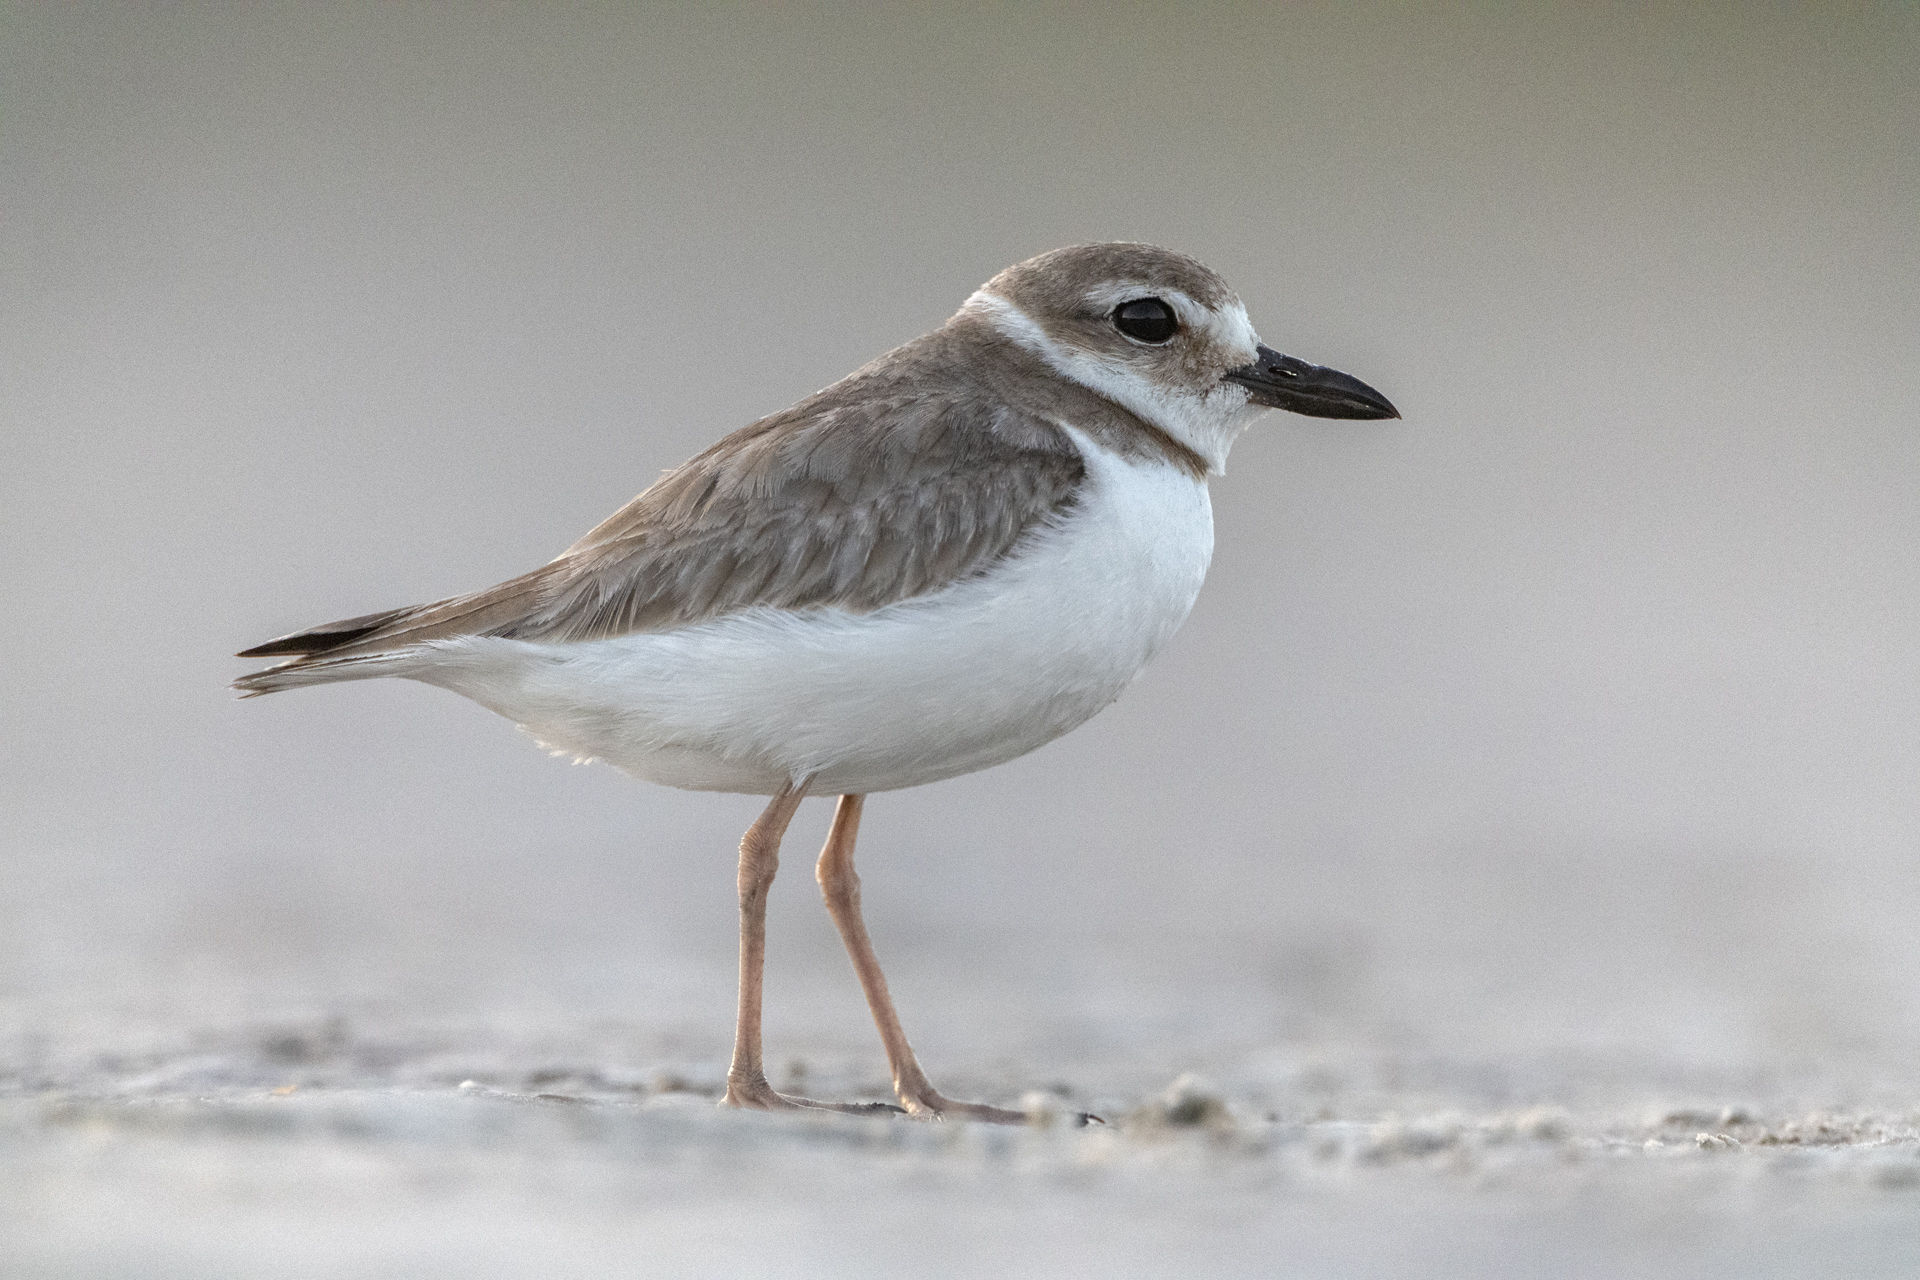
xmin=236 ymin=243 xmax=1398 ymax=1123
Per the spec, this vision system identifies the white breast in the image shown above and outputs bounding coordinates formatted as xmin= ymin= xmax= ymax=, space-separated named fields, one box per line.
xmin=415 ymin=431 xmax=1214 ymax=795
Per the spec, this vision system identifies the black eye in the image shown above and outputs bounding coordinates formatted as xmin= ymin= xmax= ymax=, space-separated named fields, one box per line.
xmin=1113 ymin=297 xmax=1179 ymax=344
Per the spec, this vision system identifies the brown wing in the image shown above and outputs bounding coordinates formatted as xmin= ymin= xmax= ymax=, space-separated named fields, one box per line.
xmin=238 ymin=376 xmax=1086 ymax=668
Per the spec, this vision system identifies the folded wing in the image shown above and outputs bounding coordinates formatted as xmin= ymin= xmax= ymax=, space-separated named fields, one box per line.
xmin=234 ymin=387 xmax=1086 ymax=691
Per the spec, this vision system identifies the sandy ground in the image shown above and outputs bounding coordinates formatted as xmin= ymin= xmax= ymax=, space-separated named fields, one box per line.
xmin=7 ymin=978 xmax=1919 ymax=1280
xmin=7 ymin=6 xmax=1920 ymax=1277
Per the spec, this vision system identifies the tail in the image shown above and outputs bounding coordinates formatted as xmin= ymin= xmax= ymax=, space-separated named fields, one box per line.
xmin=232 ymin=606 xmax=419 ymax=697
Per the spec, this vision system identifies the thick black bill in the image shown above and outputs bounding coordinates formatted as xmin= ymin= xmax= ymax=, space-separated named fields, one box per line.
xmin=1223 ymin=344 xmax=1399 ymax=420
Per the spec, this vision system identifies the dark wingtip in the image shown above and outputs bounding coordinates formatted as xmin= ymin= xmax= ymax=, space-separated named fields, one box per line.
xmin=234 ymin=635 xmax=345 ymax=658
xmin=234 ymin=607 xmax=410 ymax=659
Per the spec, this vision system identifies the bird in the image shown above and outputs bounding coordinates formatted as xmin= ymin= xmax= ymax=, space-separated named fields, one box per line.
xmin=234 ymin=243 xmax=1398 ymax=1123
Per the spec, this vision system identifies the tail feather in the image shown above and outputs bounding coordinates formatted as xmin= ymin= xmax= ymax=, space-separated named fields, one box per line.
xmin=232 ymin=649 xmax=417 ymax=697
xmin=234 ymin=564 xmax=564 ymax=695
xmin=233 ymin=605 xmax=429 ymax=696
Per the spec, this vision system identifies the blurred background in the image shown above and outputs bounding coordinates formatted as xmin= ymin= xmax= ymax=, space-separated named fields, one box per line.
xmin=4 ymin=3 xmax=1917 ymax=1084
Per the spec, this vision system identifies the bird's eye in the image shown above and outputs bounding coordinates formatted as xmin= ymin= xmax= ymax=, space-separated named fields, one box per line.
xmin=1113 ymin=298 xmax=1179 ymax=344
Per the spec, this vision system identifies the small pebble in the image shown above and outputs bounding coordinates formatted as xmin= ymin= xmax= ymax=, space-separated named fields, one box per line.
xmin=1159 ymin=1073 xmax=1230 ymax=1129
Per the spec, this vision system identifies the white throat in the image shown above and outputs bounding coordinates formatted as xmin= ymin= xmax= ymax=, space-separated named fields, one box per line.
xmin=965 ymin=290 xmax=1265 ymax=475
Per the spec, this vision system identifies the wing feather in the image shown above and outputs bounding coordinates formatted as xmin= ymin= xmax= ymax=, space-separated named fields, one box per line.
xmin=248 ymin=383 xmax=1085 ymax=669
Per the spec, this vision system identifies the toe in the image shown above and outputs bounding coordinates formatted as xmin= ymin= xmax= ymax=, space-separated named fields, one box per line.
xmin=901 ymin=1093 xmax=1029 ymax=1125
xmin=786 ymin=1095 xmax=907 ymax=1117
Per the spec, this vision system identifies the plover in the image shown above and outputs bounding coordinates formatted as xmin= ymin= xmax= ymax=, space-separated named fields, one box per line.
xmin=235 ymin=243 xmax=1398 ymax=1123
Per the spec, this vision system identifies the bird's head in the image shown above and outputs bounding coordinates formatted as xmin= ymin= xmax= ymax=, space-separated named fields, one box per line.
xmin=962 ymin=243 xmax=1397 ymax=473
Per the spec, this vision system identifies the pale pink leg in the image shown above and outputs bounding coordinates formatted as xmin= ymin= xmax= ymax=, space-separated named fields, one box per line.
xmin=721 ymin=781 xmax=809 ymax=1111
xmin=815 ymin=795 xmax=1026 ymax=1124
xmin=721 ymin=780 xmax=900 ymax=1117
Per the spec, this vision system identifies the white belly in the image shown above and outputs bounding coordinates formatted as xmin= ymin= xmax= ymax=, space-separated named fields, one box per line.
xmin=414 ymin=435 xmax=1214 ymax=795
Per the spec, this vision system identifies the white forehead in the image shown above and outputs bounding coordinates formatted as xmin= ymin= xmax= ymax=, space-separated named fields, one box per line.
xmin=1200 ymin=298 xmax=1259 ymax=365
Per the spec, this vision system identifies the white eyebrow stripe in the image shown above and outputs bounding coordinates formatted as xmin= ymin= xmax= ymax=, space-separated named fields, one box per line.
xmin=961 ymin=288 xmax=1255 ymax=477
xmin=1081 ymin=283 xmax=1201 ymax=316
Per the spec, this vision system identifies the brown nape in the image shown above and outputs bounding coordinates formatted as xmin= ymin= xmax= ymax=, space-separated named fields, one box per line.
xmin=234 ymin=607 xmax=413 ymax=658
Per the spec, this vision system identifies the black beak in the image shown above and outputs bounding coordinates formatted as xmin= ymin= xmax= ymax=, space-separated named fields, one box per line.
xmin=1223 ymin=344 xmax=1400 ymax=420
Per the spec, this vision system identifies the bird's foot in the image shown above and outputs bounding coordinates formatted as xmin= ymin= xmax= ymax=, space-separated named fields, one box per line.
xmin=722 ymin=1076 xmax=905 ymax=1117
xmin=724 ymin=1074 xmax=1100 ymax=1126
xmin=896 ymin=1086 xmax=1101 ymax=1127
